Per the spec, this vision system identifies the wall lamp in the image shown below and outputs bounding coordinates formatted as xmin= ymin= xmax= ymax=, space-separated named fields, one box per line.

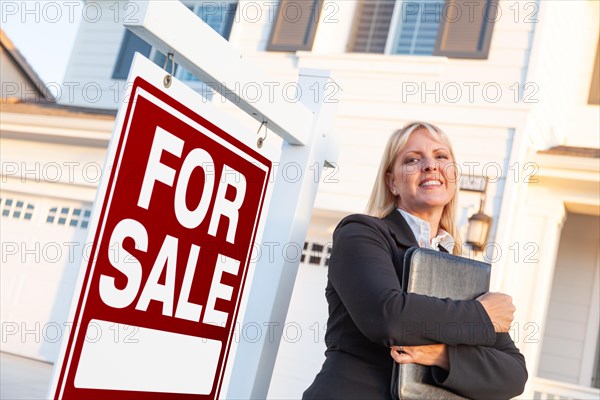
xmin=460 ymin=176 xmax=493 ymax=251
xmin=466 ymin=195 xmax=493 ymax=251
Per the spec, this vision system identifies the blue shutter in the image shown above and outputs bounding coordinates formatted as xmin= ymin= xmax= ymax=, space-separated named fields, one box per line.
xmin=267 ymin=0 xmax=323 ymax=52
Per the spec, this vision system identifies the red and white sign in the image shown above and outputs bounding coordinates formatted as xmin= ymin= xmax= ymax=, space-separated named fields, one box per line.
xmin=51 ymin=59 xmax=272 ymax=399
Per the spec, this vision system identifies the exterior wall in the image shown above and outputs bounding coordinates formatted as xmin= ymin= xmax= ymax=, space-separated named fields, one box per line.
xmin=525 ymin=0 xmax=600 ymax=148
xmin=507 ymin=191 xmax=566 ymax=399
xmin=0 ymin=110 xmax=112 ymax=202
xmin=60 ymin=0 xmax=541 ymax=250
xmin=507 ymin=151 xmax=600 ymax=398
xmin=0 ymin=109 xmax=112 ymax=361
xmin=538 ymin=213 xmax=600 ymax=385
xmin=232 ymin=1 xmax=534 ymax=254
xmin=61 ymin=0 xmax=132 ymax=109
xmin=0 ymin=138 xmax=106 ymax=202
xmin=297 ymin=55 xmax=525 ymax=217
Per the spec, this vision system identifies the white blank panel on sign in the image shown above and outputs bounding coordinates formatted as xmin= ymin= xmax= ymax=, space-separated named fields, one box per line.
xmin=74 ymin=320 xmax=222 ymax=394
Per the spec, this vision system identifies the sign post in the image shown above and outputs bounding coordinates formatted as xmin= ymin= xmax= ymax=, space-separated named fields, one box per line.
xmin=227 ymin=69 xmax=339 ymax=399
xmin=49 ymin=1 xmax=338 ymax=399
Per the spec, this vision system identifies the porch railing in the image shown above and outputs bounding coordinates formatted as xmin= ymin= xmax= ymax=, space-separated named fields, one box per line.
xmin=528 ymin=377 xmax=600 ymax=400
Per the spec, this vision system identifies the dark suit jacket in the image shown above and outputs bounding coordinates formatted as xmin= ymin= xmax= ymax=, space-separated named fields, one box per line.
xmin=303 ymin=212 xmax=527 ymax=400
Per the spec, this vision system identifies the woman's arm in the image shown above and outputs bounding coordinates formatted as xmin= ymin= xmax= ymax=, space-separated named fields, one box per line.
xmin=430 ymin=333 xmax=527 ymax=399
xmin=390 ymin=343 xmax=449 ymax=370
xmin=390 ymin=334 xmax=527 ymax=399
xmin=329 ymin=220 xmax=496 ymax=347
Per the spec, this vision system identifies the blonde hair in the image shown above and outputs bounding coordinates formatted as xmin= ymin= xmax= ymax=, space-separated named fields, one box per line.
xmin=365 ymin=121 xmax=462 ymax=255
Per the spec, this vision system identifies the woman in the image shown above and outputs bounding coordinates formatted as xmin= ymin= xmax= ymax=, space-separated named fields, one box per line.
xmin=303 ymin=122 xmax=527 ymax=399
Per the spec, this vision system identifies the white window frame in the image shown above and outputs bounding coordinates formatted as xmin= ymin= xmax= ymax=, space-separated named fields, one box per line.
xmin=353 ymin=0 xmax=498 ymax=59
xmin=384 ymin=0 xmax=404 ymax=54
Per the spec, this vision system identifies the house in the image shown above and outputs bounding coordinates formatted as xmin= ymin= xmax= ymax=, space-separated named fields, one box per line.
xmin=1 ymin=29 xmax=54 ymax=104
xmin=1 ymin=1 xmax=598 ymax=398
xmin=1 ymin=28 xmax=115 ymax=363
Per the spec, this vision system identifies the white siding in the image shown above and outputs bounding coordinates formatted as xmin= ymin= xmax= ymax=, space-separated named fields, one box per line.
xmin=60 ymin=0 xmax=129 ymax=108
xmin=538 ymin=213 xmax=600 ymax=385
xmin=62 ymin=0 xmax=539 ymax=114
xmin=0 ymin=137 xmax=107 ymax=202
xmin=525 ymin=0 xmax=600 ymax=148
xmin=63 ymin=1 xmax=125 ymax=80
xmin=59 ymin=0 xmax=537 ymax=239
xmin=228 ymin=1 xmax=277 ymax=51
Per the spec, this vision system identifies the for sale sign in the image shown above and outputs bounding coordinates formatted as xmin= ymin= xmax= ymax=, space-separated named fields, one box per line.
xmin=50 ymin=57 xmax=272 ymax=399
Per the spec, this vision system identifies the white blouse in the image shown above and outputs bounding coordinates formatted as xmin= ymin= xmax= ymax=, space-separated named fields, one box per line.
xmin=397 ymin=209 xmax=455 ymax=253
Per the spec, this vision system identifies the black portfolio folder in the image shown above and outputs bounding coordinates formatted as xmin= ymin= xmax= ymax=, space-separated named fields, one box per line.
xmin=393 ymin=247 xmax=491 ymax=400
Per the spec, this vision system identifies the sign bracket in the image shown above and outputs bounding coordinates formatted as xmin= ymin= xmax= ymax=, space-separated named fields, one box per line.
xmin=125 ymin=0 xmax=314 ymax=146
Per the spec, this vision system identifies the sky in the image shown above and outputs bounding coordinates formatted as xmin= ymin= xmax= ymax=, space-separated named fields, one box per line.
xmin=2 ymin=0 xmax=83 ymax=85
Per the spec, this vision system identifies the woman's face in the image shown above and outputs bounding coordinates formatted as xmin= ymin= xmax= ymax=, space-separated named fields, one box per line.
xmin=386 ymin=128 xmax=457 ymax=216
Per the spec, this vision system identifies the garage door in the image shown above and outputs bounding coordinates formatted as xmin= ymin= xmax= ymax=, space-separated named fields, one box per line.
xmin=268 ymin=240 xmax=331 ymax=399
xmin=1 ymin=191 xmax=92 ymax=362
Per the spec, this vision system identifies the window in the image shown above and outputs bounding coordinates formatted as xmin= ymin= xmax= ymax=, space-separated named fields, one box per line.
xmin=112 ymin=1 xmax=238 ymax=81
xmin=309 ymin=243 xmax=324 ymax=264
xmin=267 ymin=0 xmax=324 ymax=52
xmin=112 ymin=30 xmax=152 ymax=80
xmin=349 ymin=0 xmax=498 ymax=59
xmin=46 ymin=206 xmax=92 ymax=229
xmin=301 ymin=241 xmax=333 ymax=267
xmin=1 ymin=197 xmax=34 ymax=221
xmin=196 ymin=1 xmax=237 ymax=38
xmin=392 ymin=0 xmax=443 ymax=54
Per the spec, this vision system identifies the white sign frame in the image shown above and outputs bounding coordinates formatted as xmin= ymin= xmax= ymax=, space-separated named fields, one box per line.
xmin=122 ymin=2 xmax=339 ymax=398
xmin=48 ymin=54 xmax=281 ymax=399
xmin=50 ymin=0 xmax=339 ymax=397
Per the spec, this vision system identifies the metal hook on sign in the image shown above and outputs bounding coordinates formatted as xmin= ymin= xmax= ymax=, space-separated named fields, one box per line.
xmin=163 ymin=52 xmax=175 ymax=88
xmin=256 ymin=120 xmax=268 ymax=148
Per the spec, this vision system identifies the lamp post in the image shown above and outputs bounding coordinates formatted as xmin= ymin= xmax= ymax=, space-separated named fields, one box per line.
xmin=466 ymin=195 xmax=492 ymax=251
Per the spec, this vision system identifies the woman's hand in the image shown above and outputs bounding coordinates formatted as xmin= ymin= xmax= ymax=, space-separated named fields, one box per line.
xmin=476 ymin=292 xmax=515 ymax=332
xmin=390 ymin=344 xmax=449 ymax=370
